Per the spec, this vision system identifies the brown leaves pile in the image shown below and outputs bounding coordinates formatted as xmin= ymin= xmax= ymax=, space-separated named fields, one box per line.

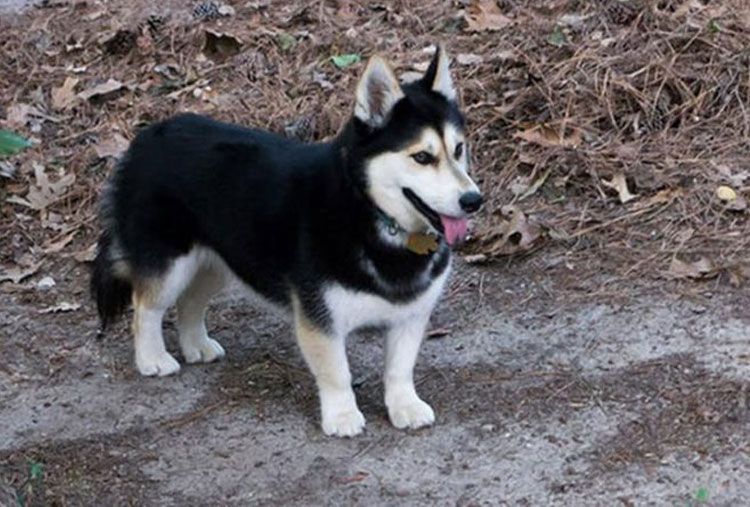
xmin=466 ymin=205 xmax=543 ymax=262
xmin=463 ymin=1 xmax=511 ymax=32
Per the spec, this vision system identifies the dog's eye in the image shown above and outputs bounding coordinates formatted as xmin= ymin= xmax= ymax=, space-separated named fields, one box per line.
xmin=411 ymin=151 xmax=435 ymax=165
xmin=454 ymin=143 xmax=464 ymax=159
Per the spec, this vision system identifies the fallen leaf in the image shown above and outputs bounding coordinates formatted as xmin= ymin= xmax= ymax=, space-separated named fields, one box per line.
xmin=558 ymin=13 xmax=591 ymax=29
xmin=36 ymin=276 xmax=56 ymax=289
xmin=716 ymin=185 xmax=747 ymax=211
xmin=399 ymin=71 xmax=423 ymax=84
xmin=668 ymin=257 xmax=717 ymax=280
xmin=518 ymin=168 xmax=552 ymax=201
xmin=727 ymin=265 xmax=748 ymax=288
xmin=94 ymin=133 xmax=129 ymax=159
xmin=456 ymin=53 xmax=484 ymax=66
xmin=514 ymin=124 xmax=583 ymax=148
xmin=0 ymin=262 xmax=40 ymax=284
xmin=51 ymin=77 xmax=80 ymax=110
xmin=39 ymin=302 xmax=81 ymax=314
xmin=0 ymin=161 xmax=15 ymax=178
xmin=0 ymin=130 xmax=32 ymax=157
xmin=15 ymin=163 xmax=76 ymax=211
xmin=602 ymin=173 xmax=638 ymax=204
xmin=463 ymin=253 xmax=489 ymax=264
xmin=470 ymin=205 xmax=542 ymax=258
xmin=330 ymin=53 xmax=361 ymax=69
xmin=203 ymin=29 xmax=242 ymax=60
xmin=717 ymin=185 xmax=736 ymax=201
xmin=71 ymin=243 xmax=97 ymax=263
xmin=218 ymin=4 xmax=235 ymax=16
xmin=5 ymin=103 xmax=33 ymax=128
xmin=43 ymin=231 xmax=77 ymax=254
xmin=78 ymin=79 xmax=125 ymax=101
xmin=278 ymin=32 xmax=296 ymax=51
xmin=548 ymin=26 xmax=567 ymax=46
xmin=464 ymin=1 xmax=511 ymax=32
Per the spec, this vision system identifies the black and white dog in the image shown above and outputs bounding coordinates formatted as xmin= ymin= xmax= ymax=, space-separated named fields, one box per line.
xmin=92 ymin=45 xmax=482 ymax=437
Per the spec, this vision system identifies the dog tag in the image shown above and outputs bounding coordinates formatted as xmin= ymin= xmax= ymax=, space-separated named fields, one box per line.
xmin=407 ymin=233 xmax=439 ymax=255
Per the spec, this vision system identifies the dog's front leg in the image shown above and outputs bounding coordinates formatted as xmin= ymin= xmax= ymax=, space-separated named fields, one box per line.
xmin=293 ymin=305 xmax=365 ymax=437
xmin=384 ymin=314 xmax=435 ymax=430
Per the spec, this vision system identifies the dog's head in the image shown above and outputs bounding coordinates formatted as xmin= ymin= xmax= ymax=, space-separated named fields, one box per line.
xmin=351 ymin=45 xmax=482 ymax=245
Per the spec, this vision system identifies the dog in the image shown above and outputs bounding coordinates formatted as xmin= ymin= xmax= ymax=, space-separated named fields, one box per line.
xmin=91 ymin=45 xmax=482 ymax=437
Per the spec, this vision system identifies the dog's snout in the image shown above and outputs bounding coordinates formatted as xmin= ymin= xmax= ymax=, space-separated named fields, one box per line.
xmin=459 ymin=191 xmax=483 ymax=213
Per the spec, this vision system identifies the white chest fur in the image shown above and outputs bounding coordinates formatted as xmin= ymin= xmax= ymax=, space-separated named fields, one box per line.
xmin=323 ymin=261 xmax=451 ymax=338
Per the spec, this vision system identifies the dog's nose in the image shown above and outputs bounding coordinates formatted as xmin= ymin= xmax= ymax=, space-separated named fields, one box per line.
xmin=459 ymin=191 xmax=483 ymax=213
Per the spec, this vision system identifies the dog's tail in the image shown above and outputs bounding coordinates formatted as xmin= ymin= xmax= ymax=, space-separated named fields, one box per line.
xmin=91 ymin=226 xmax=132 ymax=333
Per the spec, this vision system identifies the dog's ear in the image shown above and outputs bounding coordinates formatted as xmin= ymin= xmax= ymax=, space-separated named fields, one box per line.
xmin=354 ymin=55 xmax=404 ymax=128
xmin=422 ymin=44 xmax=457 ymax=101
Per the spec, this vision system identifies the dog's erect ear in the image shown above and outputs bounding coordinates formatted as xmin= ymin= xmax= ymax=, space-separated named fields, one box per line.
xmin=354 ymin=55 xmax=404 ymax=128
xmin=422 ymin=44 xmax=457 ymax=101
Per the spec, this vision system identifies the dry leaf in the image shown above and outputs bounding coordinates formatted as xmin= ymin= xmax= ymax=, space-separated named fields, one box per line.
xmin=668 ymin=257 xmax=717 ymax=280
xmin=94 ymin=133 xmax=129 ymax=159
xmin=78 ymin=79 xmax=124 ymax=101
xmin=0 ymin=262 xmax=41 ymax=284
xmin=15 ymin=163 xmax=76 ymax=211
xmin=456 ymin=53 xmax=484 ymax=65
xmin=52 ymin=77 xmax=80 ymax=110
xmin=716 ymin=185 xmax=736 ymax=201
xmin=464 ymin=1 xmax=512 ymax=32
xmin=514 ymin=124 xmax=583 ymax=148
xmin=43 ymin=231 xmax=77 ymax=254
xmin=36 ymin=276 xmax=56 ymax=289
xmin=68 ymin=242 xmax=97 ymax=263
xmin=39 ymin=302 xmax=81 ymax=314
xmin=6 ymin=103 xmax=33 ymax=127
xmin=471 ymin=205 xmax=542 ymax=258
xmin=727 ymin=265 xmax=748 ymax=288
xmin=602 ymin=173 xmax=637 ymax=204
xmin=716 ymin=185 xmax=747 ymax=211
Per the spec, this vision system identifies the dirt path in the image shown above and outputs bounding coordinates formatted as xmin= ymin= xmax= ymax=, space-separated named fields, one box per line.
xmin=2 ymin=260 xmax=749 ymax=506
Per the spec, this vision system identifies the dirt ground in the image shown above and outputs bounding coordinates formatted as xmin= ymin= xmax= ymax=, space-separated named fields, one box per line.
xmin=2 ymin=258 xmax=750 ymax=506
xmin=2 ymin=0 xmax=750 ymax=505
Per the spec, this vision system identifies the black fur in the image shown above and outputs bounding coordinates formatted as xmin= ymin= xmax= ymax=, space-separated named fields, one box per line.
xmin=91 ymin=229 xmax=132 ymax=331
xmin=92 ymin=68 xmax=463 ymax=330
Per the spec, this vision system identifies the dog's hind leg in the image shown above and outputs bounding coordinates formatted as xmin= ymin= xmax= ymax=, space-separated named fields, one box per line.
xmin=176 ymin=265 xmax=226 ymax=364
xmin=132 ymin=253 xmax=200 ymax=376
xmin=292 ymin=297 xmax=365 ymax=437
xmin=384 ymin=313 xmax=435 ymax=430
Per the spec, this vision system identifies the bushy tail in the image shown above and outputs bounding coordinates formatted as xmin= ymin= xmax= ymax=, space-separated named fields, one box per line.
xmin=91 ymin=230 xmax=132 ymax=332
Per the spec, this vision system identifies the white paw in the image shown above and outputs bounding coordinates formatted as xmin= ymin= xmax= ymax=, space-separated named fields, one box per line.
xmin=387 ymin=397 xmax=435 ymax=430
xmin=182 ymin=337 xmax=225 ymax=364
xmin=322 ymin=408 xmax=366 ymax=437
xmin=136 ymin=350 xmax=181 ymax=377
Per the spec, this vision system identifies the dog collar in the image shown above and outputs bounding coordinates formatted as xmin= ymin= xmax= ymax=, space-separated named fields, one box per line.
xmin=374 ymin=208 xmax=440 ymax=255
xmin=375 ymin=208 xmax=404 ymax=236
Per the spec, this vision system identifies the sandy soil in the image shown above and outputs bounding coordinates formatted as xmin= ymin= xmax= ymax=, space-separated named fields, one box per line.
xmin=1 ymin=257 xmax=749 ymax=506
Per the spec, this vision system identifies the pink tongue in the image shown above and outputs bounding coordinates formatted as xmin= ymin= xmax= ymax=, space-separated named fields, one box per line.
xmin=439 ymin=216 xmax=468 ymax=245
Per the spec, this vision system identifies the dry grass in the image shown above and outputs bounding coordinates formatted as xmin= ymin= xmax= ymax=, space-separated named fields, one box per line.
xmin=1 ymin=0 xmax=749 ymax=298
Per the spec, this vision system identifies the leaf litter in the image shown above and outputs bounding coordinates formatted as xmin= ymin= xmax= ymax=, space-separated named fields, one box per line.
xmin=0 ymin=0 xmax=748 ymax=301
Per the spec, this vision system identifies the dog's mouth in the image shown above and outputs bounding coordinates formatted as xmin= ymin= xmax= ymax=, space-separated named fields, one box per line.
xmin=402 ymin=188 xmax=468 ymax=246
